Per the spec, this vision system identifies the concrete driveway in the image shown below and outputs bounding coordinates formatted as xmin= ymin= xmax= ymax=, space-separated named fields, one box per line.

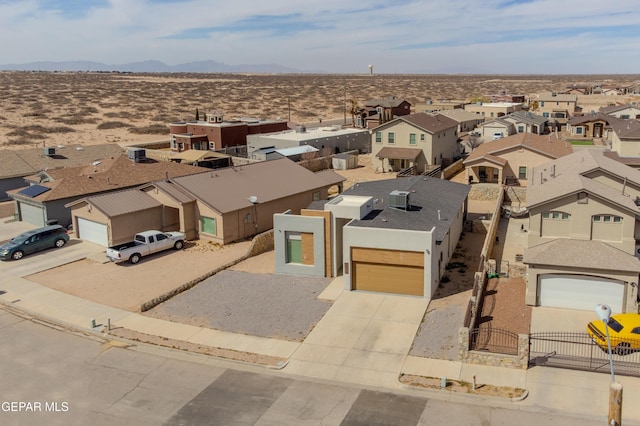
xmin=530 ymin=306 xmax=598 ymax=333
xmin=0 ymin=216 xmax=36 ymax=244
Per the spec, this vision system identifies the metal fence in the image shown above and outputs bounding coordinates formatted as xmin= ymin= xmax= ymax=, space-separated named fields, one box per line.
xmin=529 ymin=332 xmax=640 ymax=377
xmin=469 ymin=327 xmax=519 ymax=356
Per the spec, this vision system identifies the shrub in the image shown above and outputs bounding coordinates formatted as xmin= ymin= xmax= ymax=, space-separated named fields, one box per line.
xmin=97 ymin=121 xmax=131 ymax=130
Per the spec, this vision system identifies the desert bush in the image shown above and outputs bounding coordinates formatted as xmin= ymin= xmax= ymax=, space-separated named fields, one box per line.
xmin=55 ymin=116 xmax=98 ymax=125
xmin=128 ymin=124 xmax=168 ymax=135
xmin=97 ymin=121 xmax=131 ymax=130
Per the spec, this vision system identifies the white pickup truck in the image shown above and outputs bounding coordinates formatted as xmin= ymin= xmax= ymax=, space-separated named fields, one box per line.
xmin=106 ymin=230 xmax=185 ymax=264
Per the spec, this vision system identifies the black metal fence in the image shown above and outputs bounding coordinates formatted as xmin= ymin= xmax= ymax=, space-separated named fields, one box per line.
xmin=469 ymin=327 xmax=519 ymax=356
xmin=529 ymin=332 xmax=640 ymax=377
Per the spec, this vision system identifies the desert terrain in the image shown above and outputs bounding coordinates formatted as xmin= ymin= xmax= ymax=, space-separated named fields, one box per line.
xmin=1 ymin=72 xmax=639 ymax=150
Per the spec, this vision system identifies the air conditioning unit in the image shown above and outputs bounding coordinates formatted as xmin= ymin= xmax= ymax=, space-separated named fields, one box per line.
xmin=389 ymin=190 xmax=410 ymax=210
xmin=128 ymin=148 xmax=146 ymax=163
xmin=44 ymin=147 xmax=55 ymax=156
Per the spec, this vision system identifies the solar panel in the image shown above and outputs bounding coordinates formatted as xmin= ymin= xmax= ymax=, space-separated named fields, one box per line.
xmin=18 ymin=185 xmax=51 ymax=198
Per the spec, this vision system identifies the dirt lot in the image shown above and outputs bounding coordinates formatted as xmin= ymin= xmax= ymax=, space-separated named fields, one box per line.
xmin=26 ymin=240 xmax=252 ymax=311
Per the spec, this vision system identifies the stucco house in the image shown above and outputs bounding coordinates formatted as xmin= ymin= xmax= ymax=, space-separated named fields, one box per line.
xmin=476 ymin=118 xmax=514 ymax=141
xmin=0 ymin=144 xmax=124 ymax=201
xmin=524 ymin=149 xmax=640 ymax=313
xmin=273 ymin=176 xmax=470 ymax=299
xmin=534 ymin=92 xmax=578 ymax=128
xmin=67 ymin=158 xmax=345 ymax=247
xmin=609 ymin=118 xmax=640 ymax=159
xmin=502 ymin=110 xmax=548 ymax=135
xmin=435 ymin=109 xmax=485 ymax=134
xmin=599 ymin=104 xmax=640 ymax=119
xmin=463 ymin=133 xmax=573 ymax=185
xmin=8 ymin=154 xmax=207 ymax=228
xmin=371 ymin=113 xmax=460 ymax=174
xmin=464 ymin=102 xmax=523 ymax=119
xmin=566 ymin=113 xmax=612 ymax=138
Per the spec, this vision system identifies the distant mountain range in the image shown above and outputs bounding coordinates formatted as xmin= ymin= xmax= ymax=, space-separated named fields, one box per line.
xmin=0 ymin=60 xmax=303 ymax=73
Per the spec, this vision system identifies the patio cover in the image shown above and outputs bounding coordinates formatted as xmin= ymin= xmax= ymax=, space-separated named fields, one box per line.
xmin=376 ymin=147 xmax=422 ymax=160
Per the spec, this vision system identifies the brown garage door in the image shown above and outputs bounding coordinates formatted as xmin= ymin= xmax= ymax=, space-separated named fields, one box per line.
xmin=351 ymin=247 xmax=424 ymax=296
xmin=353 ymin=262 xmax=423 ymax=296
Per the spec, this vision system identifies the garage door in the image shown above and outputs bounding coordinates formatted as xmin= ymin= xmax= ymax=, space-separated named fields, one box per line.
xmin=77 ymin=217 xmax=108 ymax=246
xmin=539 ymin=274 xmax=624 ymax=312
xmin=19 ymin=202 xmax=45 ymax=227
xmin=353 ymin=262 xmax=424 ymax=296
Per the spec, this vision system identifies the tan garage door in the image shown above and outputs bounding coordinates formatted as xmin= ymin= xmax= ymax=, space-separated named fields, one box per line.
xmin=351 ymin=247 xmax=424 ymax=296
xmin=353 ymin=262 xmax=424 ymax=296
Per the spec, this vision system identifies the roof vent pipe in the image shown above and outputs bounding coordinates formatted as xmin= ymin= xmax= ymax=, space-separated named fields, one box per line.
xmin=438 ymin=210 xmax=441 ymax=220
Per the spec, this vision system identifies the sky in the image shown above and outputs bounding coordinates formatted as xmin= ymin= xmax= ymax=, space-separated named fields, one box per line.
xmin=1 ymin=0 xmax=639 ymax=74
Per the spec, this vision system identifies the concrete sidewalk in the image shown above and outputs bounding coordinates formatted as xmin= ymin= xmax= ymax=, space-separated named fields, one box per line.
xmin=2 ymin=273 xmax=640 ymax=424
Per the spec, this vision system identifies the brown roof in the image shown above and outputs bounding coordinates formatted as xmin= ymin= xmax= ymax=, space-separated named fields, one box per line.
xmin=0 ymin=144 xmax=124 ymax=179
xmin=376 ymin=147 xmax=422 ymax=160
xmin=464 ymin=133 xmax=573 ymax=165
xmin=170 ymin=158 xmax=345 ymax=214
xmin=609 ymin=118 xmax=640 ymax=139
xmin=9 ymin=154 xmax=208 ymax=202
xmin=525 ymin=239 xmax=640 ymax=272
xmin=71 ymin=189 xmax=162 ymax=217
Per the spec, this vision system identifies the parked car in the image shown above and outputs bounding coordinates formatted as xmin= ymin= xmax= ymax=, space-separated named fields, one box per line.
xmin=492 ymin=132 xmax=504 ymax=140
xmin=586 ymin=313 xmax=640 ymax=355
xmin=0 ymin=225 xmax=70 ymax=261
xmin=106 ymin=230 xmax=185 ymax=264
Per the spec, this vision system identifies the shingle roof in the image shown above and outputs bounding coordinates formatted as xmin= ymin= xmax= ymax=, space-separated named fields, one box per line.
xmin=567 ymin=113 xmax=612 ymax=125
xmin=504 ymin=110 xmax=548 ymax=126
xmin=8 ymin=154 xmax=208 ymax=202
xmin=365 ymin=97 xmax=410 ymax=108
xmin=170 ymin=158 xmax=345 ymax=214
xmin=526 ymin=149 xmax=640 ymax=212
xmin=373 ymin=113 xmax=457 ymax=134
xmin=525 ymin=239 xmax=640 ymax=272
xmin=0 ymin=144 xmax=124 ymax=179
xmin=609 ymin=118 xmax=640 ymax=139
xmin=464 ymin=133 xmax=573 ymax=166
xmin=599 ymin=104 xmax=640 ymax=115
xmin=341 ymin=176 xmax=470 ymax=241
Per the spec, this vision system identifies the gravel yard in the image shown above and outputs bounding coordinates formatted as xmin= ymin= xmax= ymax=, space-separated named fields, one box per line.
xmin=145 ymin=270 xmax=333 ymax=342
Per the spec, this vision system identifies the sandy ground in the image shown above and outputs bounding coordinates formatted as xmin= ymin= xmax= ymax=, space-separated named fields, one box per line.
xmin=26 ymin=240 xmax=251 ymax=311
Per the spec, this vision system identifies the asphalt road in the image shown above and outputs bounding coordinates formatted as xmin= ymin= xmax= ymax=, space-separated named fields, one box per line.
xmin=0 ymin=308 xmax=602 ymax=426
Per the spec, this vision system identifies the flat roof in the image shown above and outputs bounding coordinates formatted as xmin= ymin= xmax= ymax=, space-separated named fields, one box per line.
xmin=256 ymin=126 xmax=368 ymax=141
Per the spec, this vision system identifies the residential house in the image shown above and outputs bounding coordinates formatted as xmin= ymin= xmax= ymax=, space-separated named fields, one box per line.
xmin=502 ymin=110 xmax=548 ymax=135
xmin=169 ymin=112 xmax=288 ymax=152
xmin=247 ymin=126 xmax=370 ymax=157
xmin=67 ymin=158 xmax=345 ymax=247
xmin=566 ymin=113 xmax=612 ymax=138
xmin=609 ymin=118 xmax=640 ymax=158
xmin=8 ymin=154 xmax=207 ymax=228
xmin=358 ymin=96 xmax=412 ymax=128
xmin=423 ymin=99 xmax=466 ymax=114
xmin=273 ymin=176 xmax=469 ymax=299
xmin=435 ymin=109 xmax=485 ymax=134
xmin=463 ymin=133 xmax=573 ymax=185
xmin=533 ymin=92 xmax=578 ymax=128
xmin=250 ymin=145 xmax=319 ymax=162
xmin=476 ymin=118 xmax=514 ymax=141
xmin=599 ymin=104 xmax=640 ymax=120
xmin=524 ymin=149 xmax=640 ymax=312
xmin=371 ymin=113 xmax=460 ymax=174
xmin=464 ymin=102 xmax=523 ymax=119
xmin=0 ymin=144 xmax=124 ymax=201
xmin=484 ymin=92 xmax=526 ymax=103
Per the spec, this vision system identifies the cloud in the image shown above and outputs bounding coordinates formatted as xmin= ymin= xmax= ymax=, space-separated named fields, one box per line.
xmin=0 ymin=0 xmax=638 ymax=73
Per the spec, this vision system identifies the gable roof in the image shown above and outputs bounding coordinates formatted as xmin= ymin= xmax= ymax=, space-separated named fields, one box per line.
xmin=365 ymin=97 xmax=410 ymax=108
xmin=169 ymin=158 xmax=345 ymax=214
xmin=67 ymin=188 xmax=162 ymax=217
xmin=478 ymin=118 xmax=513 ymax=129
xmin=599 ymin=104 xmax=640 ymax=115
xmin=9 ymin=154 xmax=208 ymax=202
xmin=609 ymin=118 xmax=640 ymax=139
xmin=341 ymin=176 xmax=469 ymax=241
xmin=536 ymin=93 xmax=577 ymax=102
xmin=0 ymin=144 xmax=124 ymax=179
xmin=526 ymin=149 xmax=640 ymax=212
xmin=464 ymin=133 xmax=573 ymax=166
xmin=525 ymin=239 xmax=640 ymax=272
xmin=567 ymin=113 xmax=612 ymax=125
xmin=435 ymin=109 xmax=482 ymax=122
xmin=504 ymin=110 xmax=548 ymax=126
xmin=372 ymin=113 xmax=458 ymax=134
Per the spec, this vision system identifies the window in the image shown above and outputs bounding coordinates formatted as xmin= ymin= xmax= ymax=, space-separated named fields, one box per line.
xmin=576 ymin=127 xmax=583 ymax=134
xmin=518 ymin=166 xmax=527 ymax=179
xmin=543 ymin=211 xmax=570 ymax=220
xmin=518 ymin=125 xmax=524 ymax=133
xmin=542 ymin=112 xmax=550 ymax=118
xmin=409 ymin=133 xmax=416 ymax=145
xmin=420 ymin=133 xmax=425 ymax=141
xmin=388 ymin=132 xmax=395 ymax=144
xmin=156 ymin=234 xmax=168 ymax=241
xmin=286 ymin=232 xmax=302 ymax=263
xmin=200 ymin=216 xmax=216 ymax=235
xmin=621 ymin=114 xmax=630 ymax=119
xmin=593 ymin=215 xmax=601 ymax=222
xmin=540 ymin=101 xmax=545 ymax=107
xmin=375 ymin=132 xmax=382 ymax=143
xmin=490 ymin=112 xmax=494 ymax=117
xmin=613 ymin=216 xmax=622 ymax=223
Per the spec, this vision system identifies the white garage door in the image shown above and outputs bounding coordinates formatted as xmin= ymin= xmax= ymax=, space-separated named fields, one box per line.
xmin=77 ymin=218 xmax=108 ymax=246
xmin=19 ymin=202 xmax=45 ymax=227
xmin=539 ymin=274 xmax=624 ymax=312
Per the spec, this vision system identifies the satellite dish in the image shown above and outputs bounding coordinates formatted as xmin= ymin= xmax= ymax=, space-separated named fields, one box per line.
xmin=248 ymin=195 xmax=258 ymax=204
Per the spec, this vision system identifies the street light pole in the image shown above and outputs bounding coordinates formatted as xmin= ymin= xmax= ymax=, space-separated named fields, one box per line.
xmin=596 ymin=304 xmax=623 ymax=425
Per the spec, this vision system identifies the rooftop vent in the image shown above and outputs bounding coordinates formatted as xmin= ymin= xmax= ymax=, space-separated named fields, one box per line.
xmin=389 ymin=190 xmax=410 ymax=210
xmin=128 ymin=148 xmax=146 ymax=163
xmin=295 ymin=125 xmax=306 ymax=133
xmin=44 ymin=147 xmax=55 ymax=156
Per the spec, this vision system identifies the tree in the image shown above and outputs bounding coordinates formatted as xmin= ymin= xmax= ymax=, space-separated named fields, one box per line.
xmin=466 ymin=134 xmax=483 ymax=152
xmin=195 ymin=108 xmax=200 ymax=121
xmin=349 ymin=99 xmax=359 ymax=127
xmin=529 ymin=100 xmax=539 ymax=111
